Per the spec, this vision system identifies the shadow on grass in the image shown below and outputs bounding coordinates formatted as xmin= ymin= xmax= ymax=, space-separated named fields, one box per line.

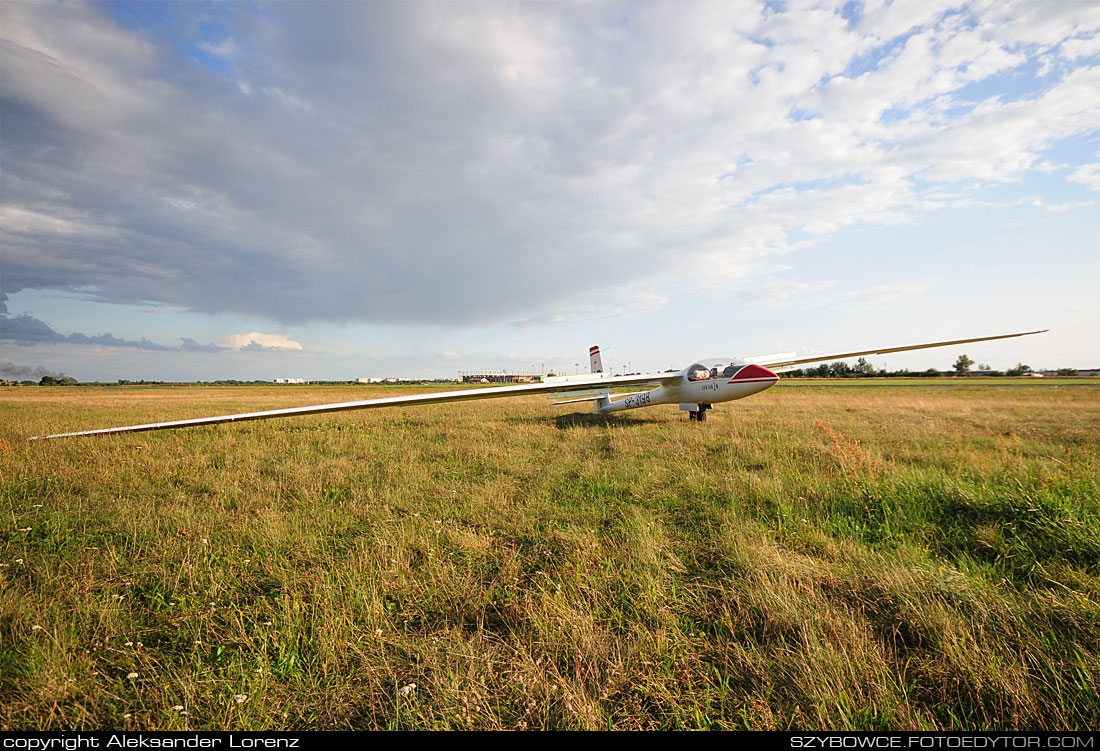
xmin=550 ymin=412 xmax=653 ymax=429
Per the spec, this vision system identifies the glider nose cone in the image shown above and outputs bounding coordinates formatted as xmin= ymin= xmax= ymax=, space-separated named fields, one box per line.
xmin=727 ymin=363 xmax=780 ymax=395
xmin=730 ymin=363 xmax=780 ymax=384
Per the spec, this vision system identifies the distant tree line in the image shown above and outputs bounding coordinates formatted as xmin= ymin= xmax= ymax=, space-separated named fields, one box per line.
xmin=3 ymin=375 xmax=80 ymax=386
xmin=0 ymin=360 xmax=1086 ymax=387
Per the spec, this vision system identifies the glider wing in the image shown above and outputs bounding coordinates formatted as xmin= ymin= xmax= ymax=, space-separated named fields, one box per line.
xmin=29 ymin=371 xmax=674 ymax=440
xmin=757 ymin=330 xmax=1049 ymax=373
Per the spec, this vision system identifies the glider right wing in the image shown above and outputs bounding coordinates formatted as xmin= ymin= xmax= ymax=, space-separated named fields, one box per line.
xmin=754 ymin=330 xmax=1049 ymax=373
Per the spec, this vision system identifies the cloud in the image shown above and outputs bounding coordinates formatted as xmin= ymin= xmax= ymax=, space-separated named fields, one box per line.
xmin=1068 ymin=154 xmax=1100 ymax=190
xmin=1 ymin=1 xmax=1098 ymax=330
xmin=730 ymin=278 xmax=932 ymax=313
xmin=0 ymin=312 xmax=61 ymax=344
xmin=0 ymin=312 xmax=172 ymax=349
xmin=1 ymin=313 xmax=306 ymax=355
xmin=196 ymin=37 xmax=239 ymax=59
xmin=0 ymin=312 xmax=225 ymax=352
xmin=228 ymin=332 xmax=303 ymax=350
xmin=1061 ymin=35 xmax=1100 ymax=61
xmin=180 ymin=337 xmax=226 ymax=353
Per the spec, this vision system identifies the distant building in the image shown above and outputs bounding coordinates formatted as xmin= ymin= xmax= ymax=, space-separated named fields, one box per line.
xmin=461 ymin=373 xmax=539 ymax=383
xmin=1039 ymin=369 xmax=1099 ymax=376
xmin=273 ymin=377 xmax=306 ymax=384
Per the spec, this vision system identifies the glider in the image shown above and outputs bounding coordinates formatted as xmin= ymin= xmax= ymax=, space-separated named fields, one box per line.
xmin=28 ymin=329 xmax=1047 ymax=439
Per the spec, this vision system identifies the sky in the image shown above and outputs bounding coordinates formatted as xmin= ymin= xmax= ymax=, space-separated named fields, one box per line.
xmin=2 ymin=0 xmax=1098 ymax=382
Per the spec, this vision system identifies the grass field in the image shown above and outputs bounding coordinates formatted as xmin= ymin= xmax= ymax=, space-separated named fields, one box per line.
xmin=1 ymin=382 xmax=1097 ymax=730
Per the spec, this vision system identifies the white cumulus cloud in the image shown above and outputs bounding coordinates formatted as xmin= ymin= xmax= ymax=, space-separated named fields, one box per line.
xmin=1068 ymin=153 xmax=1100 ymax=190
xmin=227 ymin=332 xmax=303 ymax=351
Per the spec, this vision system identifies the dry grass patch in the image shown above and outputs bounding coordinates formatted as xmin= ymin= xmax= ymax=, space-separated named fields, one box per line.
xmin=1 ymin=383 xmax=1097 ymax=729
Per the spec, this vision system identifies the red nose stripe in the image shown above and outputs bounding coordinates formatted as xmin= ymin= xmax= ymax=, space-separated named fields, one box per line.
xmin=728 ymin=364 xmax=779 ymax=382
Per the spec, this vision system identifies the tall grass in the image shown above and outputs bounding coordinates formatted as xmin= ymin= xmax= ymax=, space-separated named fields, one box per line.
xmin=1 ymin=383 xmax=1097 ymax=729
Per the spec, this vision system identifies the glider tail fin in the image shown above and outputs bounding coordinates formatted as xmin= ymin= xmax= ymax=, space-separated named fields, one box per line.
xmin=589 ymin=345 xmax=604 ymax=374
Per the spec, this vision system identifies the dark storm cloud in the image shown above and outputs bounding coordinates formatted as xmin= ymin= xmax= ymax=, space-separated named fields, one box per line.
xmin=180 ymin=337 xmax=226 ymax=353
xmin=0 ymin=312 xmax=226 ymax=352
xmin=0 ymin=1 xmax=671 ymax=326
xmin=0 ymin=312 xmax=59 ymax=343
xmin=3 ymin=1 xmax=1099 ymax=331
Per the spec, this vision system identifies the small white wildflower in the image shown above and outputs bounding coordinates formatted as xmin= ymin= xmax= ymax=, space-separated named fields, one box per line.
xmin=398 ymin=683 xmax=416 ymax=697
xmin=242 ymin=559 xmax=250 ymax=564
xmin=180 ymin=711 xmax=189 ymax=717
xmin=254 ymin=668 xmax=262 ymax=674
xmin=374 ymin=629 xmax=383 ymax=637
xmin=136 ymin=642 xmax=143 ymax=647
xmin=127 ymin=672 xmax=139 ymax=679
xmin=123 ymin=713 xmax=132 ymax=719
xmin=201 ymin=539 xmax=209 ymax=545
xmin=125 ymin=641 xmax=134 ymax=646
xmin=14 ymin=559 xmax=23 ymax=564
xmin=172 ymin=705 xmax=184 ymax=711
xmin=18 ymin=527 xmax=31 ymax=532
xmin=262 ymin=621 xmax=273 ymax=626
xmin=234 ymin=694 xmax=248 ymax=704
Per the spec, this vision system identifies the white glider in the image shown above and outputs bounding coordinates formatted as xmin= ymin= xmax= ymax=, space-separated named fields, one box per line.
xmin=28 ymin=330 xmax=1047 ymax=438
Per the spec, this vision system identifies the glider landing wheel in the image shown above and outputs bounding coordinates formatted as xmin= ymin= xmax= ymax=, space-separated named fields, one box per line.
xmin=689 ymin=404 xmax=712 ymax=422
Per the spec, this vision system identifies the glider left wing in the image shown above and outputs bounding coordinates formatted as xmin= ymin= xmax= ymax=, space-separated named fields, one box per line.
xmin=29 ymin=371 xmax=674 ymax=440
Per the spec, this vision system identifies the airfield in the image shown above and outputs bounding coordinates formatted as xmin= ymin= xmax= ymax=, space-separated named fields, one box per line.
xmin=2 ymin=381 xmax=1097 ymax=730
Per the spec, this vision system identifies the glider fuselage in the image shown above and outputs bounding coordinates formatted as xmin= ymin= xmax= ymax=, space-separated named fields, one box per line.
xmin=597 ymin=362 xmax=779 ymax=414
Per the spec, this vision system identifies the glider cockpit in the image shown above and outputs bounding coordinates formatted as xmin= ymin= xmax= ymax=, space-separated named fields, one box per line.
xmin=685 ymin=359 xmax=745 ymax=381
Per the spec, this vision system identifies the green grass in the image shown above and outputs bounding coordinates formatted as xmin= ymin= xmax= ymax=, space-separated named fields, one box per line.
xmin=1 ymin=383 xmax=1097 ymax=730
